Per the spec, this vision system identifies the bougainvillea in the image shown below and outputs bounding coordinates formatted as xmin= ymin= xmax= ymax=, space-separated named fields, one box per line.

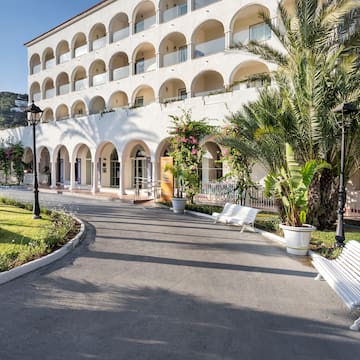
xmin=0 ymin=142 xmax=25 ymax=184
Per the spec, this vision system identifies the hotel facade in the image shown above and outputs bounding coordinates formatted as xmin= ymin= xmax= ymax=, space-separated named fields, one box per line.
xmin=2 ymin=0 xmax=359 ymax=208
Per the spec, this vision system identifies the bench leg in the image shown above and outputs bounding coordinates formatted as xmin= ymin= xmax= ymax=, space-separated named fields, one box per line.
xmin=314 ymin=274 xmax=324 ymax=281
xmin=350 ymin=317 xmax=360 ymax=331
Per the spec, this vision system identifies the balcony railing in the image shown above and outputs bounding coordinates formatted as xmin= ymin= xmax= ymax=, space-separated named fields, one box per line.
xmin=194 ymin=36 xmax=225 ymax=58
xmin=45 ymin=58 xmax=55 ymax=70
xmin=194 ymin=0 xmax=220 ymax=10
xmin=74 ymin=78 xmax=87 ymax=91
xmin=74 ymin=44 xmax=87 ymax=58
xmin=58 ymin=83 xmax=70 ymax=95
xmin=160 ymin=94 xmax=187 ymax=104
xmin=58 ymin=52 xmax=70 ymax=64
xmin=135 ymin=57 xmax=156 ymax=74
xmin=91 ymin=36 xmax=107 ymax=51
xmin=113 ymin=65 xmax=129 ymax=80
xmin=162 ymin=3 xmax=187 ymax=22
xmin=163 ymin=47 xmax=187 ymax=67
xmin=193 ymin=88 xmax=224 ymax=97
xmin=32 ymin=92 xmax=41 ymax=102
xmin=233 ymin=22 xmax=271 ymax=45
xmin=45 ymin=88 xmax=55 ymax=99
xmin=111 ymin=27 xmax=129 ymax=42
xmin=91 ymin=72 xmax=107 ymax=86
xmin=134 ymin=15 xmax=156 ymax=33
xmin=32 ymin=64 xmax=41 ymax=74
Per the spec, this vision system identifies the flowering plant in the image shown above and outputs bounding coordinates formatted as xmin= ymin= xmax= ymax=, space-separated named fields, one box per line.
xmin=167 ymin=110 xmax=213 ymax=202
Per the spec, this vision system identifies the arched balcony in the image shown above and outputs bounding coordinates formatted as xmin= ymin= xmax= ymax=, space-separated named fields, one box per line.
xmin=133 ymin=43 xmax=156 ymax=75
xmin=191 ymin=70 xmax=224 ymax=97
xmin=56 ymin=104 xmax=70 ymax=121
xmin=89 ymin=23 xmax=107 ymax=51
xmin=109 ymin=52 xmax=129 ymax=81
xmin=71 ymin=100 xmax=87 ymax=118
xmin=30 ymin=54 xmax=41 ymax=75
xmin=109 ymin=91 xmax=129 ymax=109
xmin=56 ymin=40 xmax=70 ymax=64
xmin=89 ymin=96 xmax=106 ymax=115
xmin=56 ymin=72 xmax=70 ymax=96
xmin=159 ymin=32 xmax=187 ymax=67
xmin=132 ymin=86 xmax=155 ymax=107
xmin=133 ymin=1 xmax=156 ymax=34
xmin=230 ymin=61 xmax=271 ymax=90
xmin=192 ymin=20 xmax=225 ymax=58
xmin=231 ymin=5 xmax=271 ymax=46
xmin=30 ymin=82 xmax=41 ymax=102
xmin=43 ymin=48 xmax=55 ymax=70
xmin=109 ymin=13 xmax=129 ymax=42
xmin=192 ymin=0 xmax=221 ymax=11
xmin=43 ymin=78 xmax=55 ymax=99
xmin=42 ymin=108 xmax=54 ymax=123
xmin=160 ymin=0 xmax=187 ymax=23
xmin=159 ymin=78 xmax=187 ymax=103
xmin=72 ymin=66 xmax=87 ymax=91
xmin=72 ymin=32 xmax=87 ymax=58
xmin=89 ymin=60 xmax=107 ymax=87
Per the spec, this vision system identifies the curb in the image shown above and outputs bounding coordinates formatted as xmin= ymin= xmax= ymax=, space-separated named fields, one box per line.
xmin=0 ymin=216 xmax=86 ymax=285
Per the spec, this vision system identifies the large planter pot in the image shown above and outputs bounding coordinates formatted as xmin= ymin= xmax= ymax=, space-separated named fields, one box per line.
xmin=279 ymin=224 xmax=316 ymax=256
xmin=172 ymin=197 xmax=186 ymax=214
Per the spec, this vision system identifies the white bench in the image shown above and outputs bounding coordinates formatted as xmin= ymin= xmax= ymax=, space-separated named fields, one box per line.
xmin=212 ymin=203 xmax=259 ymax=232
xmin=312 ymin=240 xmax=360 ymax=331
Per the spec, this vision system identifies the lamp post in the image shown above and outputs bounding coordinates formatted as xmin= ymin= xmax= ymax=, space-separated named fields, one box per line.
xmin=333 ymin=102 xmax=358 ymax=246
xmin=24 ymin=100 xmax=43 ymax=219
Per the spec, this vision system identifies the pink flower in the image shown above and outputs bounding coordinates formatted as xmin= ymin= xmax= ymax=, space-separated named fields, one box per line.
xmin=181 ymin=137 xmax=187 ymax=143
xmin=191 ymin=148 xmax=197 ymax=155
xmin=223 ymin=148 xmax=229 ymax=156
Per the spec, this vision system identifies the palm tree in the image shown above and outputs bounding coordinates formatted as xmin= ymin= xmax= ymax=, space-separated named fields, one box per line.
xmin=225 ymin=0 xmax=360 ymax=229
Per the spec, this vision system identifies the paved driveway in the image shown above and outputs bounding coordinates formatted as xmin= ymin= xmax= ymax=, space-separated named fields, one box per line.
xmin=0 ymin=190 xmax=359 ymax=359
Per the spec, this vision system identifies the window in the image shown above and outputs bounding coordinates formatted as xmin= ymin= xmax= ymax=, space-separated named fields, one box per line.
xmin=249 ymin=22 xmax=271 ymax=42
xmin=134 ymin=96 xmax=144 ymax=108
xmin=178 ymin=46 xmax=187 ymax=63
xmin=178 ymin=88 xmax=187 ymax=100
xmin=135 ymin=58 xmax=145 ymax=74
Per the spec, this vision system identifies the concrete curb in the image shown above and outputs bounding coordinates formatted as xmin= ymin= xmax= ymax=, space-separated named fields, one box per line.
xmin=0 ymin=216 xmax=86 ymax=285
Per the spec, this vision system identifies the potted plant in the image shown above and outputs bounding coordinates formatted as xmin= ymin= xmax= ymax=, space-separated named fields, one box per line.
xmin=264 ymin=143 xmax=329 ymax=255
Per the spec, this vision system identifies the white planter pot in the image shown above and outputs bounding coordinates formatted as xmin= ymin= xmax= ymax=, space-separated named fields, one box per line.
xmin=279 ymin=224 xmax=316 ymax=256
xmin=172 ymin=198 xmax=186 ymax=214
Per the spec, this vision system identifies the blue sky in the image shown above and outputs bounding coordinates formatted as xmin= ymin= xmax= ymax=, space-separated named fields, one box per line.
xmin=0 ymin=0 xmax=101 ymax=94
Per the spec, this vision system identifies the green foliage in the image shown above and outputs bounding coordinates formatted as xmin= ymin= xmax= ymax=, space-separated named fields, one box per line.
xmin=0 ymin=141 xmax=25 ymax=184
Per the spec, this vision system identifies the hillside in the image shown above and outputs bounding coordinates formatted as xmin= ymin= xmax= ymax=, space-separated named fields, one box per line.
xmin=0 ymin=92 xmax=28 ymax=129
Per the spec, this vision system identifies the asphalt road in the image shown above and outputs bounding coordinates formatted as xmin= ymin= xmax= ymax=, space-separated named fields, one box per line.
xmin=0 ymin=189 xmax=359 ymax=360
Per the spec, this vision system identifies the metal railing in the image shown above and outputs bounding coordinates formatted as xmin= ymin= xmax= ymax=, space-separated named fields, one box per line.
xmin=133 ymin=177 xmax=162 ymax=202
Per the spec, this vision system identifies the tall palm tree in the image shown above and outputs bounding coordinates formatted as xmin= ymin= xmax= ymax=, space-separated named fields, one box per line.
xmin=225 ymin=0 xmax=360 ymax=229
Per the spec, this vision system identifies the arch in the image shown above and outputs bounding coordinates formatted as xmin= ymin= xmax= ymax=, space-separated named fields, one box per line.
xmin=29 ymin=53 xmax=41 ymax=75
xmin=132 ymin=85 xmax=155 ymax=107
xmin=281 ymin=0 xmax=295 ymax=16
xmin=230 ymin=4 xmax=271 ymax=46
xmin=133 ymin=0 xmax=156 ymax=33
xmin=42 ymin=47 xmax=55 ymax=70
xmin=192 ymin=19 xmax=225 ymax=58
xmin=89 ymin=96 xmax=106 ymax=115
xmin=159 ymin=32 xmax=187 ymax=67
xmin=39 ymin=147 xmax=51 ymax=186
xmin=96 ymin=141 xmax=120 ymax=188
xmin=109 ymin=91 xmax=129 ymax=109
xmin=71 ymin=99 xmax=87 ymax=118
xmin=109 ymin=52 xmax=130 ymax=81
xmin=200 ymin=140 xmax=223 ymax=183
xmin=72 ymin=32 xmax=87 ymax=58
xmin=56 ymin=40 xmax=70 ymax=64
xmin=56 ymin=72 xmax=70 ymax=96
xmin=133 ymin=42 xmax=156 ymax=75
xmin=73 ymin=143 xmax=93 ymax=187
xmin=191 ymin=70 xmax=224 ymax=97
xmin=72 ymin=66 xmax=87 ymax=91
xmin=30 ymin=82 xmax=41 ymax=102
xmin=160 ymin=0 xmax=188 ymax=23
xmin=55 ymin=104 xmax=70 ymax=121
xmin=109 ymin=12 xmax=129 ymax=42
xmin=42 ymin=78 xmax=55 ymax=99
xmin=89 ymin=23 xmax=107 ymax=51
xmin=89 ymin=59 xmax=107 ymax=87
xmin=42 ymin=108 xmax=54 ymax=123
xmin=22 ymin=147 xmax=33 ymax=174
xmin=159 ymin=78 xmax=187 ymax=103
xmin=53 ymin=145 xmax=70 ymax=187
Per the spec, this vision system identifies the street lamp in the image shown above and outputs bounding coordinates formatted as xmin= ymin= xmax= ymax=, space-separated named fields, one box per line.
xmin=333 ymin=102 xmax=358 ymax=247
xmin=24 ymin=100 xmax=43 ymax=219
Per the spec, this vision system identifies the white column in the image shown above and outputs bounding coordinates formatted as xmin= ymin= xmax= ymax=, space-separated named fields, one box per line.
xmin=225 ymin=30 xmax=231 ymax=50
xmin=69 ymin=161 xmax=75 ymax=191
xmin=119 ymin=161 xmax=124 ymax=195
xmin=92 ymin=160 xmax=99 ymax=193
xmin=50 ymin=161 xmax=57 ymax=188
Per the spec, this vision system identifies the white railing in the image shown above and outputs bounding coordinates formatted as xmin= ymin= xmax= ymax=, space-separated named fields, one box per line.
xmin=193 ymin=88 xmax=224 ymax=97
xmin=32 ymin=64 xmax=41 ymax=74
xmin=74 ymin=78 xmax=87 ymax=91
xmin=194 ymin=36 xmax=224 ymax=57
xmin=45 ymin=88 xmax=55 ymax=99
xmin=162 ymin=3 xmax=187 ymax=22
xmin=160 ymin=94 xmax=187 ymax=104
xmin=59 ymin=52 xmax=70 ymax=64
xmin=194 ymin=0 xmax=220 ymax=10
xmin=58 ymin=83 xmax=70 ymax=95
xmin=91 ymin=72 xmax=107 ymax=86
xmin=113 ymin=65 xmax=129 ymax=80
xmin=111 ymin=27 xmax=129 ymax=42
xmin=135 ymin=57 xmax=156 ymax=74
xmin=74 ymin=44 xmax=87 ymax=58
xmin=92 ymin=36 xmax=107 ymax=51
xmin=163 ymin=48 xmax=187 ymax=67
xmin=134 ymin=15 xmax=156 ymax=33
xmin=233 ymin=22 xmax=272 ymax=45
xmin=45 ymin=58 xmax=55 ymax=69
xmin=32 ymin=92 xmax=41 ymax=102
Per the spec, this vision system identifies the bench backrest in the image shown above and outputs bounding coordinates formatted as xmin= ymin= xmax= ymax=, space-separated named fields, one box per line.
xmin=220 ymin=203 xmax=237 ymax=217
xmin=231 ymin=206 xmax=259 ymax=223
xmin=335 ymin=240 xmax=360 ymax=281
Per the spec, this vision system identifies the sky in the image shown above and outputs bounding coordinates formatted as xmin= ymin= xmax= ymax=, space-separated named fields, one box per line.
xmin=0 ymin=0 xmax=101 ymax=94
